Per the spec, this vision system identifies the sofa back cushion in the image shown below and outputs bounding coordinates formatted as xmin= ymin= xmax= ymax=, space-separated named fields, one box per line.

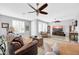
xmin=11 ymin=42 xmax=22 ymax=51
xmin=12 ymin=36 xmax=24 ymax=50
xmin=13 ymin=36 xmax=24 ymax=46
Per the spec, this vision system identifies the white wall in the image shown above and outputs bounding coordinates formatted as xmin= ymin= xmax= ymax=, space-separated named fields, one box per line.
xmin=0 ymin=15 xmax=31 ymax=36
xmin=0 ymin=15 xmax=12 ymax=35
xmin=63 ymin=20 xmax=73 ymax=36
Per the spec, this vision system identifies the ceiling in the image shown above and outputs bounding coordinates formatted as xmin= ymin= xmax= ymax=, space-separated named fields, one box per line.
xmin=0 ymin=3 xmax=79 ymax=22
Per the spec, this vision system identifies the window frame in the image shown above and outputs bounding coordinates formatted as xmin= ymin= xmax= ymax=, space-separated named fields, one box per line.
xmin=12 ymin=20 xmax=25 ymax=34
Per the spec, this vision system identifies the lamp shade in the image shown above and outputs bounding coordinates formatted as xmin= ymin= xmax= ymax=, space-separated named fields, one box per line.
xmin=8 ymin=26 xmax=15 ymax=32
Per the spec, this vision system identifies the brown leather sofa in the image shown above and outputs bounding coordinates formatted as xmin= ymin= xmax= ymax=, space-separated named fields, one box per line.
xmin=9 ymin=39 xmax=38 ymax=55
xmin=41 ymin=32 xmax=49 ymax=38
xmin=15 ymin=40 xmax=38 ymax=55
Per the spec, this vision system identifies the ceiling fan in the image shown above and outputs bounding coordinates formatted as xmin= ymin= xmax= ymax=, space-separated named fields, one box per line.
xmin=27 ymin=3 xmax=48 ymax=16
xmin=53 ymin=18 xmax=61 ymax=23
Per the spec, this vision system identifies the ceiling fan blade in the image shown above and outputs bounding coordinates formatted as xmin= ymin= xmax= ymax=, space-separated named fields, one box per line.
xmin=28 ymin=11 xmax=36 ymax=13
xmin=38 ymin=3 xmax=48 ymax=11
xmin=27 ymin=3 xmax=37 ymax=11
xmin=40 ymin=11 xmax=48 ymax=15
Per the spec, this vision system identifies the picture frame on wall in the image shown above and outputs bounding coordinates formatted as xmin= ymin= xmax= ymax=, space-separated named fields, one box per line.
xmin=1 ymin=23 xmax=9 ymax=30
xmin=25 ymin=25 xmax=29 ymax=31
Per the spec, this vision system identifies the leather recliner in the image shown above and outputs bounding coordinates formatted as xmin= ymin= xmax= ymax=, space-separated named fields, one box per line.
xmin=9 ymin=40 xmax=38 ymax=55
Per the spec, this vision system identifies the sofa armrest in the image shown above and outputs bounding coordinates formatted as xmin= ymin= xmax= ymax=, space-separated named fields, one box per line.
xmin=15 ymin=40 xmax=38 ymax=55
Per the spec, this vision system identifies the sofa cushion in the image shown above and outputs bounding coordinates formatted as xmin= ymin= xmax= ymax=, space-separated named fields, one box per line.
xmin=11 ymin=42 xmax=22 ymax=50
xmin=13 ymin=36 xmax=24 ymax=46
xmin=12 ymin=36 xmax=24 ymax=50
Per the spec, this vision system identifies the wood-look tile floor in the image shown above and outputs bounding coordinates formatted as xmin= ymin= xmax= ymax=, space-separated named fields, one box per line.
xmin=38 ymin=35 xmax=69 ymax=55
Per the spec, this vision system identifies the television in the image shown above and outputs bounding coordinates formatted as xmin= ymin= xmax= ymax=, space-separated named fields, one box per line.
xmin=53 ymin=28 xmax=63 ymax=32
xmin=53 ymin=26 xmax=63 ymax=32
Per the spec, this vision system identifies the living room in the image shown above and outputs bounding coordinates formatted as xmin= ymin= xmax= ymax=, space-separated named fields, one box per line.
xmin=0 ymin=3 xmax=79 ymax=55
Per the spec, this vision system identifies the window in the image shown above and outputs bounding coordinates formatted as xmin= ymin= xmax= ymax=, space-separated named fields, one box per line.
xmin=38 ymin=21 xmax=47 ymax=33
xmin=43 ymin=23 xmax=47 ymax=32
xmin=12 ymin=20 xmax=25 ymax=33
